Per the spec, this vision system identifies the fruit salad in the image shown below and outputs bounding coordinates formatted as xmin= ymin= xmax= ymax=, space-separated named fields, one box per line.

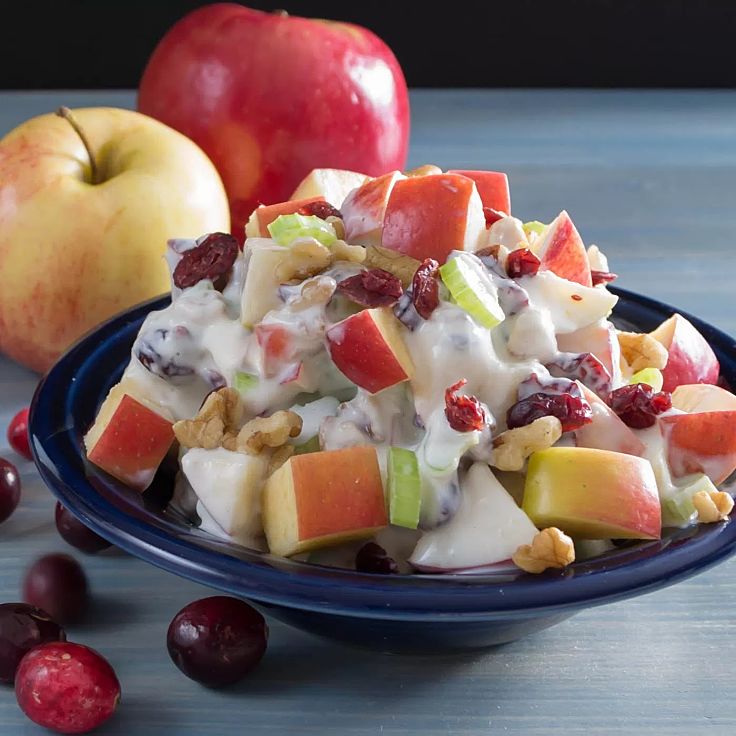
xmin=84 ymin=167 xmax=736 ymax=575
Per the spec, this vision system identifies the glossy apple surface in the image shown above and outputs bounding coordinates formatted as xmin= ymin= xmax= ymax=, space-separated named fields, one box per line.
xmin=671 ymin=383 xmax=736 ymax=413
xmin=341 ymin=171 xmax=404 ymax=247
xmin=262 ymin=446 xmax=387 ymax=557
xmin=85 ymin=384 xmax=175 ymax=491
xmin=537 ymin=211 xmax=592 ymax=287
xmin=381 ymin=174 xmax=485 ymax=262
xmin=326 ymin=307 xmax=413 ymax=393
xmin=448 ymin=169 xmax=510 ymax=214
xmin=660 ymin=411 xmax=736 ymax=485
xmin=650 ymin=313 xmax=720 ymax=392
xmin=523 ymin=447 xmax=661 ymax=539
xmin=0 ymin=107 xmax=229 ymax=372
xmin=139 ymin=4 xmax=410 ymax=236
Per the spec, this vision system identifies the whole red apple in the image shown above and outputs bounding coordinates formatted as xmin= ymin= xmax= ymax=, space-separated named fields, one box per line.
xmin=138 ymin=3 xmax=410 ymax=237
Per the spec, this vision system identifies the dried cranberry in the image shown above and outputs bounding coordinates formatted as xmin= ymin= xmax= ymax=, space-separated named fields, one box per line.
xmin=591 ymin=270 xmax=618 ymax=286
xmin=507 ymin=391 xmax=593 ymax=433
xmin=7 ymin=408 xmax=31 ymax=461
xmin=298 ymin=200 xmax=342 ymax=220
xmin=608 ymin=384 xmax=672 ymax=429
xmin=547 ymin=352 xmax=612 ymax=397
xmin=483 ymin=207 xmax=504 ymax=228
xmin=336 ymin=268 xmax=403 ymax=308
xmin=173 ymin=232 xmax=238 ymax=289
xmin=506 ymin=248 xmax=541 ymax=279
xmin=355 ymin=543 xmax=398 ymax=574
xmin=411 ymin=258 xmax=440 ymax=319
xmin=445 ymin=379 xmax=488 ymax=432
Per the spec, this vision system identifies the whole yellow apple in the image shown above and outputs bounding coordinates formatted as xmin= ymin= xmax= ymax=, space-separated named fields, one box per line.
xmin=0 ymin=107 xmax=230 ymax=372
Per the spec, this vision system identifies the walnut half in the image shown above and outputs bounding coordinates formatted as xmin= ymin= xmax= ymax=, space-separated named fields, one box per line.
xmin=513 ymin=527 xmax=576 ymax=574
xmin=693 ymin=490 xmax=734 ymax=523
xmin=490 ymin=416 xmax=562 ymax=472
xmin=617 ymin=331 xmax=668 ymax=373
xmin=223 ymin=410 xmax=303 ymax=455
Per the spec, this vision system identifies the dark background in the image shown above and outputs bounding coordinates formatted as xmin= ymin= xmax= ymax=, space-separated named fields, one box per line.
xmin=3 ymin=0 xmax=736 ymax=89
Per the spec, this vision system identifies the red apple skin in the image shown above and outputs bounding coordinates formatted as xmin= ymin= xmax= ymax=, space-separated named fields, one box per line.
xmin=342 ymin=171 xmax=402 ymax=247
xmin=448 ymin=170 xmax=510 ymax=214
xmin=650 ymin=314 xmax=720 ymax=392
xmin=87 ymin=395 xmax=174 ymax=491
xmin=660 ymin=411 xmax=736 ymax=485
xmin=538 ymin=211 xmax=592 ymax=287
xmin=254 ymin=197 xmax=324 ymax=237
xmin=381 ymin=174 xmax=482 ymax=262
xmin=326 ymin=309 xmax=410 ymax=394
xmin=139 ymin=4 xmax=410 ymax=237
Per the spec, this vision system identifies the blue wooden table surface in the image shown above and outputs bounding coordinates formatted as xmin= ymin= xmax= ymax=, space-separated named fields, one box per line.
xmin=1 ymin=89 xmax=735 ymax=735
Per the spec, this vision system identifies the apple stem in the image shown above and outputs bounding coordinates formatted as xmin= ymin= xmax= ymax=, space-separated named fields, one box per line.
xmin=55 ymin=106 xmax=98 ymax=185
xmin=272 ymin=9 xmax=289 ymax=16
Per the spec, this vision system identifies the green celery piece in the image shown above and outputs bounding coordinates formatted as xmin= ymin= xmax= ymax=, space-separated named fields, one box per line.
xmin=388 ymin=447 xmax=421 ymax=530
xmin=234 ymin=371 xmax=258 ymax=394
xmin=267 ymin=213 xmax=337 ymax=247
xmin=523 ymin=220 xmax=546 ymax=236
xmin=293 ymin=435 xmax=321 ymax=455
xmin=662 ymin=474 xmax=718 ymax=526
xmin=630 ymin=367 xmax=664 ymax=392
xmin=439 ymin=257 xmax=505 ymax=329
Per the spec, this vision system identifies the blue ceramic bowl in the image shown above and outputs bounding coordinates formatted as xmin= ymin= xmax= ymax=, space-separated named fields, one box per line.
xmin=30 ymin=288 xmax=736 ymax=653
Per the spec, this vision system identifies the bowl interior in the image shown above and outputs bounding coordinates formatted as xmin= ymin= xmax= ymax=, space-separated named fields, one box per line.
xmin=29 ymin=288 xmax=736 ymax=620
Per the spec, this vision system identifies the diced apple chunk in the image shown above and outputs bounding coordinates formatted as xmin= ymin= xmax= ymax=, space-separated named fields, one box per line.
xmin=85 ymin=382 xmax=174 ymax=492
xmin=325 ymin=307 xmax=414 ymax=394
xmin=182 ymin=447 xmax=268 ymax=542
xmin=262 ymin=446 xmax=387 ymax=557
xmin=448 ymin=169 xmax=510 ymax=214
xmin=523 ymin=447 xmax=661 ymax=539
xmin=341 ymin=171 xmax=404 ymax=247
xmin=245 ymin=197 xmax=324 ymax=239
xmin=671 ymin=384 xmax=736 ymax=413
xmin=240 ymin=240 xmax=289 ymax=327
xmin=410 ymin=463 xmax=538 ymax=571
xmin=381 ymin=174 xmax=485 ymax=262
xmin=536 ymin=211 xmax=592 ymax=287
xmin=290 ymin=168 xmax=369 ymax=207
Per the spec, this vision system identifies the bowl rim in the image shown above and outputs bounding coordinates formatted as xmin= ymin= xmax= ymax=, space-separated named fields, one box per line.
xmin=29 ymin=287 xmax=736 ymax=622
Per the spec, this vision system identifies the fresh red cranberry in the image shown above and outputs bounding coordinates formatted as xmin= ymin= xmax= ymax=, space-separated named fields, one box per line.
xmin=507 ymin=391 xmax=593 ymax=433
xmin=445 ymin=379 xmax=488 ymax=432
xmin=336 ymin=268 xmax=403 ymax=308
xmin=0 ymin=603 xmax=65 ymax=684
xmin=608 ymin=384 xmax=672 ymax=429
xmin=355 ymin=543 xmax=398 ymax=574
xmin=506 ymin=248 xmax=541 ymax=278
xmin=591 ymin=270 xmax=618 ymax=286
xmin=173 ymin=232 xmax=238 ymax=289
xmin=483 ymin=207 xmax=504 ymax=227
xmin=167 ymin=596 xmax=267 ymax=688
xmin=7 ymin=408 xmax=31 ymax=461
xmin=15 ymin=642 xmax=120 ymax=734
xmin=22 ymin=554 xmax=89 ymax=624
xmin=0 ymin=458 xmax=20 ymax=524
xmin=412 ymin=258 xmax=440 ymax=319
xmin=55 ymin=503 xmax=111 ymax=555
xmin=298 ymin=200 xmax=342 ymax=220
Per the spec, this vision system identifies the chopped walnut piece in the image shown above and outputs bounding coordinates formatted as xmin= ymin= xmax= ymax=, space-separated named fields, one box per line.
xmin=490 ymin=416 xmax=562 ymax=472
xmin=363 ymin=246 xmax=420 ymax=288
xmin=330 ymin=240 xmax=366 ymax=264
xmin=173 ymin=388 xmax=242 ymax=449
xmin=230 ymin=410 xmax=303 ymax=455
xmin=274 ymin=239 xmax=333 ymax=282
xmin=513 ymin=527 xmax=576 ymax=574
xmin=617 ymin=331 xmax=669 ymax=373
xmin=405 ymin=164 xmax=443 ymax=177
xmin=290 ymin=275 xmax=337 ymax=311
xmin=693 ymin=490 xmax=734 ymax=523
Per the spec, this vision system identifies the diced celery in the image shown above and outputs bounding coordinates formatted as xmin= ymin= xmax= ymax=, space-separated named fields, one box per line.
xmin=662 ymin=474 xmax=719 ymax=526
xmin=630 ymin=367 xmax=664 ymax=392
xmin=267 ymin=213 xmax=337 ymax=247
xmin=523 ymin=220 xmax=546 ymax=236
xmin=293 ymin=435 xmax=321 ymax=455
xmin=439 ymin=255 xmax=505 ymax=329
xmin=388 ymin=447 xmax=421 ymax=529
xmin=234 ymin=371 xmax=258 ymax=394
